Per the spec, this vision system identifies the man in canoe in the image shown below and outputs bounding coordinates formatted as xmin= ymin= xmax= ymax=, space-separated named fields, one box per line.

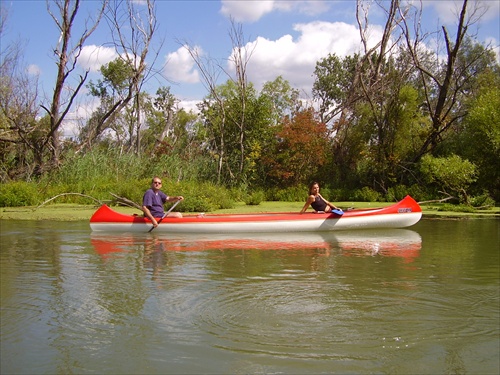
xmin=142 ymin=176 xmax=184 ymax=227
xmin=300 ymin=181 xmax=342 ymax=214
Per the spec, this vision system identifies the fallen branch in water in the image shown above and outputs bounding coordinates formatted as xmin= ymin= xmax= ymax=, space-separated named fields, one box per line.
xmin=35 ymin=193 xmax=104 ymax=210
xmin=419 ymin=192 xmax=457 ymax=205
xmin=109 ymin=192 xmax=143 ymax=211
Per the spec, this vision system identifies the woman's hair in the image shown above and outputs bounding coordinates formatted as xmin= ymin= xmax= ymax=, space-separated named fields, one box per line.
xmin=308 ymin=181 xmax=320 ymax=195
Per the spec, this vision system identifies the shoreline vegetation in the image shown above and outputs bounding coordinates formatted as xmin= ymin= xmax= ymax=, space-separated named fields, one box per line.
xmin=1 ymin=202 xmax=498 ymax=222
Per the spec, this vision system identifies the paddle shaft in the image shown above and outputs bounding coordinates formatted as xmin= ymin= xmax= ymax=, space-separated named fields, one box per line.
xmin=148 ymin=199 xmax=181 ymax=232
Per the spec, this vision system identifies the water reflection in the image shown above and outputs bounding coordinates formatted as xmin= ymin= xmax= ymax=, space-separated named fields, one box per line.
xmin=91 ymin=229 xmax=421 ymax=258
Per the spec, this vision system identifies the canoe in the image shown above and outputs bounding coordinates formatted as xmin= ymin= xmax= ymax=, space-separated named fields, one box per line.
xmin=89 ymin=195 xmax=422 ymax=233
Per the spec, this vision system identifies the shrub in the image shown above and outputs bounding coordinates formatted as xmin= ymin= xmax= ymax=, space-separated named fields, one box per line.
xmin=386 ymin=184 xmax=428 ymax=202
xmin=439 ymin=203 xmax=476 ymax=213
xmin=330 ymin=188 xmax=351 ymax=201
xmin=469 ymin=193 xmax=495 ymax=208
xmin=271 ymin=185 xmax=307 ymax=202
xmin=176 ymin=195 xmax=217 ymax=213
xmin=168 ymin=180 xmax=235 ymax=212
xmin=0 ymin=181 xmax=40 ymax=207
xmin=419 ymin=154 xmax=477 ymax=202
xmin=244 ymin=190 xmax=265 ymax=205
xmin=351 ymin=187 xmax=383 ymax=202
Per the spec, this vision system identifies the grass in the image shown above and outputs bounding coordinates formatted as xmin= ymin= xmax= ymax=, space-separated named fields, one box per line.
xmin=0 ymin=201 xmax=498 ymax=221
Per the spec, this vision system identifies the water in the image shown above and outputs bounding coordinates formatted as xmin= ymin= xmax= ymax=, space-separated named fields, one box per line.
xmin=1 ymin=219 xmax=498 ymax=374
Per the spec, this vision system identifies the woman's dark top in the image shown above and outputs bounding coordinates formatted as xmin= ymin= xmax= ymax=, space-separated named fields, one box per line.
xmin=311 ymin=195 xmax=328 ymax=212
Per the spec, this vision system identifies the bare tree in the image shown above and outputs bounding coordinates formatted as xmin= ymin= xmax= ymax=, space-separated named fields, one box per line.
xmin=228 ymin=20 xmax=253 ymax=176
xmin=183 ymin=43 xmax=227 ymax=182
xmin=182 ymin=19 xmax=254 ymax=183
xmin=0 ymin=47 xmax=41 ymax=180
xmin=0 ymin=5 xmax=40 ymax=179
xmin=399 ymin=0 xmax=489 ymax=160
xmin=319 ymin=0 xmax=409 ymax=183
xmin=2 ymin=1 xmax=105 ymax=177
xmin=80 ymin=0 xmax=158 ymax=154
xmin=40 ymin=0 xmax=107 ymax=172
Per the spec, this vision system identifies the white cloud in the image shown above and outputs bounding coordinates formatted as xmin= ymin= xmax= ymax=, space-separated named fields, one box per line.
xmin=229 ymin=21 xmax=382 ymax=96
xmin=220 ymin=0 xmax=330 ymax=23
xmin=61 ymin=98 xmax=100 ymax=138
xmin=486 ymin=37 xmax=500 ymax=63
xmin=220 ymin=0 xmax=274 ymax=22
xmin=164 ymin=46 xmax=200 ymax=84
xmin=178 ymin=99 xmax=201 ymax=114
xmin=27 ymin=64 xmax=41 ymax=76
xmin=274 ymin=0 xmax=330 ymax=16
xmin=78 ymin=45 xmax=118 ymax=72
xmin=424 ymin=0 xmax=499 ymax=25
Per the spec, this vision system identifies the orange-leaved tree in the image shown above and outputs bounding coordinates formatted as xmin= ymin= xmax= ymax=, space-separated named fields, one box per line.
xmin=264 ymin=108 xmax=329 ymax=187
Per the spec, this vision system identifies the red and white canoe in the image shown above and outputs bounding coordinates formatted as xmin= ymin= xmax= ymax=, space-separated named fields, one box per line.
xmin=89 ymin=195 xmax=422 ymax=233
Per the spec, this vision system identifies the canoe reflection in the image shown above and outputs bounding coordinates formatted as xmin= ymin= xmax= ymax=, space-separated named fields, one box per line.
xmin=91 ymin=229 xmax=421 ymax=261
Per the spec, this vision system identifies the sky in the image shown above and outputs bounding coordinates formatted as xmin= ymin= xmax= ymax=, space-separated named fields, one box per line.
xmin=2 ymin=0 xmax=499 ymax=137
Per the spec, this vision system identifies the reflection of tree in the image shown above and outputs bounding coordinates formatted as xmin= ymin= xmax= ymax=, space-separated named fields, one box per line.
xmin=94 ymin=245 xmax=149 ymax=318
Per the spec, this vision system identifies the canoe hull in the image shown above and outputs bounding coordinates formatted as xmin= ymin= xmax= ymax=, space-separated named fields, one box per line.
xmin=90 ymin=195 xmax=422 ymax=233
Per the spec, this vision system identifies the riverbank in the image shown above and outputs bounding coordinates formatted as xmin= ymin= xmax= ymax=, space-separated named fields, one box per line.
xmin=0 ymin=202 xmax=498 ymax=221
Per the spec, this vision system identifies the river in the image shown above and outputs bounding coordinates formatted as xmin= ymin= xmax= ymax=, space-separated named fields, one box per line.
xmin=1 ymin=218 xmax=498 ymax=374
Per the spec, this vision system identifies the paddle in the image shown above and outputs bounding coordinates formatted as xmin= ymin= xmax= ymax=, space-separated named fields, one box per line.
xmin=332 ymin=208 xmax=344 ymax=216
xmin=148 ymin=200 xmax=181 ymax=233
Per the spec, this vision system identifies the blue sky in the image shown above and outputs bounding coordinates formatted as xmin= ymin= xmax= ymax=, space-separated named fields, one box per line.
xmin=2 ymin=0 xmax=499 ymax=136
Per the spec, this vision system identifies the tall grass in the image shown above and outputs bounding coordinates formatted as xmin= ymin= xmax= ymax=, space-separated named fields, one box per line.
xmin=0 ymin=148 xmax=236 ymax=211
xmin=3 ymin=148 xmax=480 ymax=209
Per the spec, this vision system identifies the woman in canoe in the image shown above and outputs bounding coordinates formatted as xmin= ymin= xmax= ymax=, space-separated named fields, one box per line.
xmin=142 ymin=176 xmax=184 ymax=227
xmin=300 ymin=182 xmax=341 ymax=214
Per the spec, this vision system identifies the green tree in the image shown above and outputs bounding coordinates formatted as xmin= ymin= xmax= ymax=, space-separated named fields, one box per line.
xmin=83 ymin=57 xmax=137 ymax=147
xmin=198 ymin=80 xmax=274 ymax=186
xmin=419 ymin=154 xmax=477 ymax=202
xmin=260 ymin=76 xmax=300 ymax=125
xmin=401 ymin=0 xmax=496 ymax=161
xmin=456 ymin=70 xmax=500 ymax=201
xmin=1 ymin=0 xmax=105 ymax=178
xmin=80 ymin=0 xmax=157 ymax=154
xmin=313 ymin=53 xmax=359 ymax=125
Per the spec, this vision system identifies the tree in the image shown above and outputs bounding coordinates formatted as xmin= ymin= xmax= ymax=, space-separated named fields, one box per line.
xmin=419 ymin=154 xmax=477 ymax=202
xmin=260 ymin=76 xmax=300 ymax=125
xmin=84 ymin=57 xmax=137 ymax=148
xmin=454 ymin=69 xmax=500 ymax=201
xmin=400 ymin=0 xmax=493 ymax=161
xmin=1 ymin=0 xmax=106 ymax=177
xmin=0 ymin=4 xmax=39 ymax=180
xmin=313 ymin=0 xmax=412 ymax=189
xmin=263 ymin=108 xmax=329 ymax=187
xmin=313 ymin=54 xmax=359 ymax=125
xmin=151 ymin=86 xmax=178 ymax=153
xmin=80 ymin=0 xmax=157 ymax=154
xmin=312 ymin=0 xmax=496 ymax=194
xmin=184 ymin=20 xmax=255 ymax=185
xmin=42 ymin=0 xmax=107 ymax=171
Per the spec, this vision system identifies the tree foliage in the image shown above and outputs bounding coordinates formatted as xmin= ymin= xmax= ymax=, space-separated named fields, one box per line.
xmin=263 ymin=108 xmax=329 ymax=187
xmin=419 ymin=154 xmax=477 ymax=202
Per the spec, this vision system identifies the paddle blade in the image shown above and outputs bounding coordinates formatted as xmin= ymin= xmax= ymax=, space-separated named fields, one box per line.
xmin=332 ymin=208 xmax=344 ymax=216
